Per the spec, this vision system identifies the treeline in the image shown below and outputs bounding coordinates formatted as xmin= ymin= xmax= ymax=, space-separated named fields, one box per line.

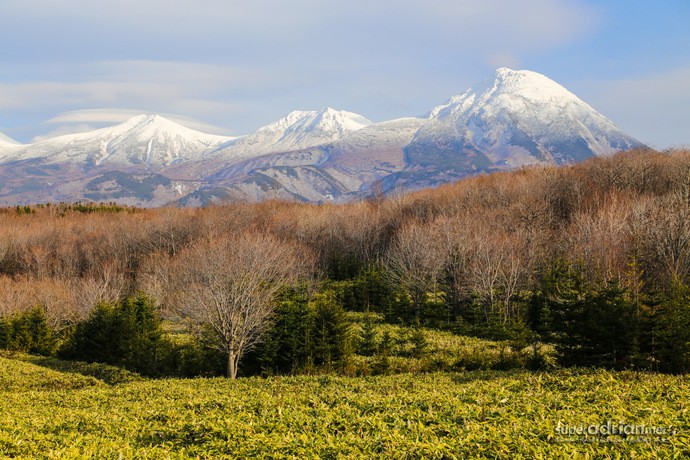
xmin=2 ymin=148 xmax=690 ymax=376
xmin=0 ymin=290 xmax=358 ymax=378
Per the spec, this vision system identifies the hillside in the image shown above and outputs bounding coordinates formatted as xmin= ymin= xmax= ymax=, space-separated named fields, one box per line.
xmin=2 ymin=148 xmax=690 ymax=375
xmin=1 ymin=149 xmax=690 ymax=456
xmin=0 ymin=132 xmax=19 ymax=146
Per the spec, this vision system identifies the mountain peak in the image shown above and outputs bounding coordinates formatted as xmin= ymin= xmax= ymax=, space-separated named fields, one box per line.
xmin=0 ymin=70 xmax=645 ymax=206
xmin=494 ymin=67 xmax=516 ymax=76
xmin=110 ymin=114 xmax=233 ymax=144
xmin=262 ymin=108 xmax=371 ymax=132
xmin=140 ymin=113 xmax=163 ymax=124
xmin=410 ymin=68 xmax=644 ymax=177
xmin=123 ymin=113 xmax=181 ymax=130
xmin=490 ymin=68 xmax=573 ymax=102
xmin=492 ymin=67 xmax=549 ymax=86
xmin=312 ymin=107 xmax=372 ymax=134
xmin=6 ymin=113 xmax=234 ymax=168
xmin=493 ymin=67 xmax=549 ymax=80
xmin=212 ymin=108 xmax=372 ymax=160
xmin=430 ymin=68 xmax=593 ymax=121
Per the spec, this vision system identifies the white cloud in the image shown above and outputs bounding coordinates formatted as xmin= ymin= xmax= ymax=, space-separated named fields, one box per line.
xmin=45 ymin=109 xmax=145 ymax=125
xmin=1 ymin=0 xmax=599 ymax=63
xmin=0 ymin=60 xmax=313 ymax=107
xmin=4 ymin=0 xmax=595 ymax=41
xmin=0 ymin=0 xmax=603 ymax=141
xmin=44 ymin=108 xmax=233 ymax=136
xmin=0 ymin=61 xmax=270 ymax=135
xmin=31 ymin=124 xmax=99 ymax=143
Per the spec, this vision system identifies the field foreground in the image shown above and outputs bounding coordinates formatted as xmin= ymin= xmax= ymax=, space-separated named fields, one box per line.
xmin=1 ymin=356 xmax=689 ymax=459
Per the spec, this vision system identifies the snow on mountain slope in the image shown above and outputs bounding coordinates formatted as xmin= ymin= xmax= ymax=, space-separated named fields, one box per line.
xmin=210 ymin=107 xmax=372 ymax=160
xmin=192 ymin=117 xmax=424 ymax=197
xmin=0 ymin=132 xmax=20 ymax=146
xmin=319 ymin=117 xmax=427 ymax=192
xmin=11 ymin=115 xmax=234 ymax=169
xmin=407 ymin=68 xmax=644 ymax=172
xmin=173 ymin=117 xmax=424 ymax=203
xmin=168 ymin=107 xmax=373 ymax=181
xmin=0 ymin=132 xmax=23 ymax=162
xmin=323 ymin=117 xmax=426 ymax=170
xmin=208 ymin=117 xmax=423 ymax=179
xmin=202 ymin=150 xmax=330 ymax=182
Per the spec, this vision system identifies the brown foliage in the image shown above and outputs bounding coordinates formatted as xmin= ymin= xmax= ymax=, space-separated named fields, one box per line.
xmin=0 ymin=147 xmax=688 ymax=328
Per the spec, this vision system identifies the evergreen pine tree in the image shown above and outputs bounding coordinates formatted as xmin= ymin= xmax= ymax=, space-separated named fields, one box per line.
xmin=409 ymin=324 xmax=428 ymax=359
xmin=358 ymin=313 xmax=378 ymax=357
xmin=651 ymin=280 xmax=690 ymax=373
xmin=60 ymin=294 xmax=172 ymax=376
xmin=0 ymin=316 xmax=10 ymax=350
xmin=311 ymin=291 xmax=351 ymax=371
xmin=250 ymin=286 xmax=315 ymax=375
xmin=1 ymin=308 xmax=56 ymax=356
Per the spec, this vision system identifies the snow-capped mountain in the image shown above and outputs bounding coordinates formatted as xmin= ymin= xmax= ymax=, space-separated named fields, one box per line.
xmin=211 ymin=107 xmax=372 ymax=160
xmin=323 ymin=117 xmax=426 ymax=171
xmin=168 ymin=107 xmax=373 ymax=182
xmin=318 ymin=117 xmax=427 ymax=192
xmin=402 ymin=68 xmax=643 ymax=188
xmin=182 ymin=117 xmax=427 ymax=204
xmin=14 ymin=114 xmax=233 ymax=169
xmin=0 ymin=69 xmax=645 ymax=206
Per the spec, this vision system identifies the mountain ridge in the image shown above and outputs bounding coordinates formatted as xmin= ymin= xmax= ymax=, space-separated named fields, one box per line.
xmin=2 ymin=114 xmax=234 ymax=168
xmin=0 ymin=69 xmax=645 ymax=206
xmin=209 ymin=107 xmax=373 ymax=160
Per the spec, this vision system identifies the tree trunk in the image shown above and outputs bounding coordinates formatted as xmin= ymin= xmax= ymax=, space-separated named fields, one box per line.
xmin=227 ymin=350 xmax=238 ymax=379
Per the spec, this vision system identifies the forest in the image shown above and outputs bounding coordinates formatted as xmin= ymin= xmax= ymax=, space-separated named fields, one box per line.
xmin=2 ymin=147 xmax=690 ymax=378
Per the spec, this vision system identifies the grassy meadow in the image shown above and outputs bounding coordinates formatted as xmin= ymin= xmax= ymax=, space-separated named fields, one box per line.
xmin=1 ymin=352 xmax=689 ymax=459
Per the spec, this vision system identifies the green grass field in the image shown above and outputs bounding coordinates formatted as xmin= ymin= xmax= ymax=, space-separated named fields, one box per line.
xmin=1 ymin=354 xmax=688 ymax=459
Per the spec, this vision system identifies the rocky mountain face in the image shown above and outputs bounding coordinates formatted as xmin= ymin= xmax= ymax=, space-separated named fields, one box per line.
xmin=394 ymin=68 xmax=643 ymax=190
xmin=0 ymin=69 xmax=644 ymax=206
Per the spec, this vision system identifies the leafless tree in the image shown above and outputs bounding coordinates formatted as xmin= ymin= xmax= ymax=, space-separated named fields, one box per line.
xmin=384 ymin=220 xmax=446 ymax=318
xmin=461 ymin=226 xmax=529 ymax=323
xmin=643 ymin=191 xmax=690 ymax=285
xmin=566 ymin=194 xmax=633 ymax=286
xmin=0 ymin=275 xmax=77 ymax=329
xmin=172 ymin=232 xmax=310 ymax=378
xmin=70 ymin=264 xmax=126 ymax=319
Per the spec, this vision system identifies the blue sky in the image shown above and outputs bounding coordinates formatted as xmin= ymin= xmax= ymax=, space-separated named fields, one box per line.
xmin=0 ymin=0 xmax=688 ymax=148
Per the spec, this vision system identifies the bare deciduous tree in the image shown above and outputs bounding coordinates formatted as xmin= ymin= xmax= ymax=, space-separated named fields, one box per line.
xmin=172 ymin=233 xmax=309 ymax=378
xmin=384 ymin=220 xmax=446 ymax=319
xmin=70 ymin=265 xmax=126 ymax=318
xmin=0 ymin=276 xmax=77 ymax=329
xmin=566 ymin=194 xmax=633 ymax=286
xmin=644 ymin=192 xmax=690 ymax=284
